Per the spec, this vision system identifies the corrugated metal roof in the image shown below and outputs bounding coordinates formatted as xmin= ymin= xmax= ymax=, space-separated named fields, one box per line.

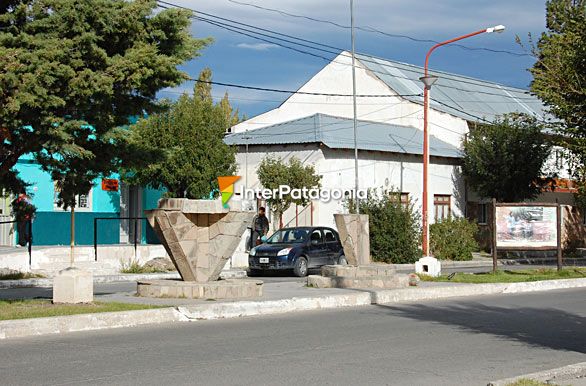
xmin=356 ymin=53 xmax=547 ymax=123
xmin=224 ymin=113 xmax=461 ymax=158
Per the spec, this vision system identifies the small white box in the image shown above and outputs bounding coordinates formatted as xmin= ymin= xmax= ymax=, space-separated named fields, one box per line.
xmin=415 ymin=256 xmax=441 ymax=277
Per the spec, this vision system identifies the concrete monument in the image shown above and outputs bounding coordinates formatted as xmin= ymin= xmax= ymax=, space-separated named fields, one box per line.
xmin=138 ymin=199 xmax=262 ymax=299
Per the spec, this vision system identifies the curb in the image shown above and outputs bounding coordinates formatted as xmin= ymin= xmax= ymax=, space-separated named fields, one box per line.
xmin=0 ymin=270 xmax=245 ymax=289
xmin=1 ymin=278 xmax=586 ymax=340
xmin=0 ymin=273 xmax=181 ymax=289
xmin=0 ymin=308 xmax=187 ymax=340
xmin=488 ymin=361 xmax=586 ymax=386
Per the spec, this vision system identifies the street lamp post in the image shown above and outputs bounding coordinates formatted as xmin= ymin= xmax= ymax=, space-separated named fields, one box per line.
xmin=419 ymin=25 xmax=505 ymax=257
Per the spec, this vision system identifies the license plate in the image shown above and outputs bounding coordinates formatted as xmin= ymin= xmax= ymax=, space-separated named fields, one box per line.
xmin=259 ymin=257 xmax=269 ymax=263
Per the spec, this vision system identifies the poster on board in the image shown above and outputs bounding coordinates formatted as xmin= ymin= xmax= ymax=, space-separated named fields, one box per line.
xmin=495 ymin=206 xmax=558 ymax=248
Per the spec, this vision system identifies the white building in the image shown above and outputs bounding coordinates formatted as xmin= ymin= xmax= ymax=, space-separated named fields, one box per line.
xmin=224 ymin=51 xmax=551 ymax=231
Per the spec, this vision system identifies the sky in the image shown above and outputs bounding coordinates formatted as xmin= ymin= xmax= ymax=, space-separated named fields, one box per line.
xmin=159 ymin=0 xmax=548 ymax=118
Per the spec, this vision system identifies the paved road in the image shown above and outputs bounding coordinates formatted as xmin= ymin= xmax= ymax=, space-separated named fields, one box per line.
xmin=1 ymin=288 xmax=585 ymax=385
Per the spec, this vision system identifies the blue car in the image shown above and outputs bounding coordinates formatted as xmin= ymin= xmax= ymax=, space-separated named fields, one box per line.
xmin=248 ymin=226 xmax=347 ymax=277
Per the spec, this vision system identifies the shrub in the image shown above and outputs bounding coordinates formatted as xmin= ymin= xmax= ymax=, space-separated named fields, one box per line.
xmin=119 ymin=258 xmax=166 ymax=274
xmin=430 ymin=217 xmax=478 ymax=261
xmin=348 ymin=191 xmax=422 ymax=264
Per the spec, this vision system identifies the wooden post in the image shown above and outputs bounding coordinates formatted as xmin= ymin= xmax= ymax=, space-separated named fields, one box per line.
xmin=492 ymin=198 xmax=497 ymax=273
xmin=556 ymin=201 xmax=562 ymax=272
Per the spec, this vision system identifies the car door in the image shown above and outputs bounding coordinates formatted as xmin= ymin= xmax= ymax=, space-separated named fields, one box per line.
xmin=323 ymin=228 xmax=340 ymax=264
xmin=307 ymin=228 xmax=328 ymax=267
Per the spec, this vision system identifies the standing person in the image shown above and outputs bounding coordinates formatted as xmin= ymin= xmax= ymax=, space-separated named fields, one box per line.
xmin=12 ymin=192 xmax=35 ymax=247
xmin=251 ymin=207 xmax=270 ymax=247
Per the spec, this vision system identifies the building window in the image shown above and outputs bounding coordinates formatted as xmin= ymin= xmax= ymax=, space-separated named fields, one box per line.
xmin=434 ymin=194 xmax=451 ymax=221
xmin=53 ymin=183 xmax=92 ymax=211
xmin=478 ymin=203 xmax=488 ymax=225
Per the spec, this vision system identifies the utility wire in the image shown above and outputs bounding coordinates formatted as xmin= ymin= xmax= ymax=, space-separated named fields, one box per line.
xmin=187 ymin=78 xmax=421 ymax=98
xmin=226 ymin=0 xmax=531 ymax=57
xmin=158 ymin=1 xmax=540 ymax=101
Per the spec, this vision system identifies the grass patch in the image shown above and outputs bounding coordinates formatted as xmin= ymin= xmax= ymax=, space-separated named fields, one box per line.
xmin=119 ymin=258 xmax=166 ymax=274
xmin=505 ymin=379 xmax=553 ymax=386
xmin=0 ymin=299 xmax=164 ymax=321
xmin=0 ymin=272 xmax=45 ymax=281
xmin=419 ymin=268 xmax=586 ymax=284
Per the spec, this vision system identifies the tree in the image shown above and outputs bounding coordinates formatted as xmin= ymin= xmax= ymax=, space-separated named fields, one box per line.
xmin=0 ymin=0 xmax=209 ymax=193
xmin=127 ymin=69 xmax=239 ymax=199
xmin=528 ymin=0 xmax=586 ymax=203
xmin=257 ymin=156 xmax=321 ymax=228
xmin=462 ymin=114 xmax=553 ymax=202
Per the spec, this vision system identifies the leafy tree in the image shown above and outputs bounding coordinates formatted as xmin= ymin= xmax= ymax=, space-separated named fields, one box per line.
xmin=462 ymin=114 xmax=553 ymax=202
xmin=347 ymin=190 xmax=421 ymax=264
xmin=0 ymin=0 xmax=209 ymax=194
xmin=528 ymin=0 xmax=586 ymax=204
xmin=127 ymin=69 xmax=239 ymax=199
xmin=430 ymin=217 xmax=478 ymax=261
xmin=257 ymin=156 xmax=321 ymax=228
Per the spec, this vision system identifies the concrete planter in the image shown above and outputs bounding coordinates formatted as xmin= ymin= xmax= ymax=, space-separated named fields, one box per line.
xmin=145 ymin=198 xmax=254 ymax=283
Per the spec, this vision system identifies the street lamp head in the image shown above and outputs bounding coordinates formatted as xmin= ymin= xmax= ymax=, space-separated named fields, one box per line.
xmin=420 ymin=75 xmax=439 ymax=90
xmin=486 ymin=25 xmax=506 ymax=34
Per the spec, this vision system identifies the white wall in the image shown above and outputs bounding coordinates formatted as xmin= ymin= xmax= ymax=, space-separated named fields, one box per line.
xmin=232 ymin=143 xmax=464 ymax=232
xmin=231 ymin=52 xmax=470 ymax=150
xmin=315 ymin=148 xmax=464 ymax=228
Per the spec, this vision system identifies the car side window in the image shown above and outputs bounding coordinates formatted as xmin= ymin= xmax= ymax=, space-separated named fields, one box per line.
xmin=310 ymin=229 xmax=323 ymax=244
xmin=324 ymin=229 xmax=337 ymax=243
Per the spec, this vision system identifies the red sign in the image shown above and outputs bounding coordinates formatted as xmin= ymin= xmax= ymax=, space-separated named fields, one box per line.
xmin=101 ymin=179 xmax=119 ymax=192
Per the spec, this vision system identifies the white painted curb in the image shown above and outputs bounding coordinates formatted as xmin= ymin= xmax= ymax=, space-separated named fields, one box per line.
xmin=488 ymin=361 xmax=586 ymax=386
xmin=1 ymin=278 xmax=585 ymax=340
xmin=177 ymin=293 xmax=373 ymax=320
xmin=0 ymin=308 xmax=187 ymax=340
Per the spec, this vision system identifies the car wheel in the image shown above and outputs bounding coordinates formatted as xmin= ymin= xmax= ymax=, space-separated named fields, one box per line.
xmin=293 ymin=256 xmax=308 ymax=277
xmin=338 ymin=255 xmax=348 ymax=265
xmin=248 ymin=269 xmax=264 ymax=277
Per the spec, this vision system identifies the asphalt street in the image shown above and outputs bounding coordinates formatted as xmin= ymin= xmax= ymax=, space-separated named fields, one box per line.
xmin=0 ymin=288 xmax=584 ymax=385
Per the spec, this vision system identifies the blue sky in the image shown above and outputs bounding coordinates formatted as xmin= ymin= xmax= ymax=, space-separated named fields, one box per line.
xmin=161 ymin=0 xmax=547 ymax=118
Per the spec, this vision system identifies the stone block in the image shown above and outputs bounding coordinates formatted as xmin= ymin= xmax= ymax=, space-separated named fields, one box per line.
xmin=53 ymin=267 xmax=93 ymax=304
xmin=334 ymin=214 xmax=370 ymax=265
xmin=307 ymin=275 xmax=334 ymax=288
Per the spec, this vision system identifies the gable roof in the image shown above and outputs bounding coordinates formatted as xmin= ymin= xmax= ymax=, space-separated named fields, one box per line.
xmin=224 ymin=113 xmax=461 ymax=158
xmin=356 ymin=53 xmax=547 ymax=123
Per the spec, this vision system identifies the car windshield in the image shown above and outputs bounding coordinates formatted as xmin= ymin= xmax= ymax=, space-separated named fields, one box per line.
xmin=266 ymin=229 xmax=309 ymax=244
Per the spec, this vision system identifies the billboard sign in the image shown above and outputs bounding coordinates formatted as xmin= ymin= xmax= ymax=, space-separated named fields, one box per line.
xmin=495 ymin=205 xmax=558 ymax=249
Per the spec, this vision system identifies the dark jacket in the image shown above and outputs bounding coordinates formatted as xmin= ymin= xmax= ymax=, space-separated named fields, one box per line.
xmin=252 ymin=214 xmax=269 ymax=234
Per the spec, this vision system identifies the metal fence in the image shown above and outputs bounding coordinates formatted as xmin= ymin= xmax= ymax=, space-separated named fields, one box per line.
xmin=93 ymin=217 xmax=146 ymax=261
xmin=0 ymin=215 xmax=14 ymax=246
xmin=0 ymin=219 xmax=32 ymax=266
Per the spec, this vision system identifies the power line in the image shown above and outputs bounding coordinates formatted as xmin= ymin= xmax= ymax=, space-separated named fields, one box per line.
xmin=226 ymin=0 xmax=531 ymax=58
xmin=186 ymin=77 xmax=421 ymax=98
xmin=159 ymin=1 xmax=540 ymax=101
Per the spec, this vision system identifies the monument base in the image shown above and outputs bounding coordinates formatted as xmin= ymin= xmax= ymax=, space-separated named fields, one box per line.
xmin=53 ymin=267 xmax=94 ymax=304
xmin=307 ymin=265 xmax=409 ymax=289
xmin=137 ymin=279 xmax=263 ymax=299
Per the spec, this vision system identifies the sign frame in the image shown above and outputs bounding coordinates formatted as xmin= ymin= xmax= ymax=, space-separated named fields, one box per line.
xmin=491 ymin=200 xmax=562 ymax=272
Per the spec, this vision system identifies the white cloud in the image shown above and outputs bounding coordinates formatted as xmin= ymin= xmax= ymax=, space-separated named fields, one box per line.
xmin=236 ymin=42 xmax=280 ymax=51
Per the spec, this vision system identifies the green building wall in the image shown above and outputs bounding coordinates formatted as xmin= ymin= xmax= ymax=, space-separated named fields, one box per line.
xmin=15 ymin=156 xmax=164 ymax=246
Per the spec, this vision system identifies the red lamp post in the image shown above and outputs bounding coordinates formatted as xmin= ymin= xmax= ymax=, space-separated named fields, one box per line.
xmin=420 ymin=25 xmax=505 ymax=257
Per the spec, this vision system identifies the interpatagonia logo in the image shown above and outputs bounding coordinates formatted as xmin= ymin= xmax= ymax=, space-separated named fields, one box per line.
xmin=218 ymin=176 xmax=241 ymax=208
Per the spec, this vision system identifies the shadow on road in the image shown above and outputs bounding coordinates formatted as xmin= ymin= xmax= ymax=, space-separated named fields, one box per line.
xmin=376 ymin=302 xmax=586 ymax=354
